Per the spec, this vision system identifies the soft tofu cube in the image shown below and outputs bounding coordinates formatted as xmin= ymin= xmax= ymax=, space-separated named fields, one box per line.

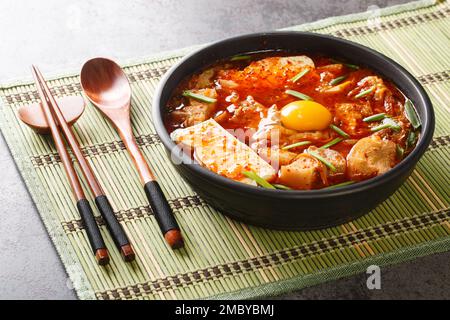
xmin=171 ymin=119 xmax=276 ymax=184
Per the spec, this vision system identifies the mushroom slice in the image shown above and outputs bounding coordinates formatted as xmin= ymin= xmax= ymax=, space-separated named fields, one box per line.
xmin=347 ymin=135 xmax=396 ymax=181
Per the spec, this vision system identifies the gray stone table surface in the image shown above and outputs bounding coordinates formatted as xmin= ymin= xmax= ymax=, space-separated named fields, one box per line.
xmin=0 ymin=0 xmax=449 ymax=300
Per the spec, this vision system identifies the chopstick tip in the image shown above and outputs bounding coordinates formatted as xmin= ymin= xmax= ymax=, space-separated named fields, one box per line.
xmin=95 ymin=248 xmax=110 ymax=266
xmin=120 ymin=244 xmax=136 ymax=262
xmin=164 ymin=229 xmax=184 ymax=249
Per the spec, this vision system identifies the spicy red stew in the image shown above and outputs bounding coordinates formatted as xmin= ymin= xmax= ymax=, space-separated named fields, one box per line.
xmin=164 ymin=52 xmax=420 ymax=190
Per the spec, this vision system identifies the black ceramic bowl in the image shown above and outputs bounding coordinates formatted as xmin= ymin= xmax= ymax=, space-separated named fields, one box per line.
xmin=152 ymin=32 xmax=434 ymax=230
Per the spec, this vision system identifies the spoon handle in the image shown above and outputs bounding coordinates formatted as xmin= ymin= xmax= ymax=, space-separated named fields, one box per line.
xmin=120 ymin=130 xmax=183 ymax=249
xmin=144 ymin=181 xmax=184 ymax=249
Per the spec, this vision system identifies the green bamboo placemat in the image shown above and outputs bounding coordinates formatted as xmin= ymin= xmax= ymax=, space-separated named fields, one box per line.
xmin=0 ymin=0 xmax=449 ymax=300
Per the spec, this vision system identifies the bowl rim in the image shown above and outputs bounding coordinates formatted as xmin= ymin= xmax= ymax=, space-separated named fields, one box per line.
xmin=152 ymin=31 xmax=435 ymax=199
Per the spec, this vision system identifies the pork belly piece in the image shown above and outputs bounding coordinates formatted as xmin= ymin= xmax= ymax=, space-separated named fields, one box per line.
xmin=278 ymin=154 xmax=326 ymax=190
xmin=335 ymin=102 xmax=372 ymax=136
xmin=170 ymin=88 xmax=217 ymax=127
xmin=316 ymin=63 xmax=344 ymax=73
xmin=248 ymin=55 xmax=315 ymax=78
xmin=346 ymin=135 xmax=396 ymax=181
xmin=193 ymin=68 xmax=216 ymax=88
xmin=348 ymin=76 xmax=390 ymax=101
xmin=220 ymin=55 xmax=315 ymax=89
xmin=170 ymin=119 xmax=276 ymax=184
xmin=227 ymin=95 xmax=266 ymax=128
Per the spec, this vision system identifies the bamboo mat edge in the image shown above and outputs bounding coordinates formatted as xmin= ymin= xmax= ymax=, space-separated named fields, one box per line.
xmin=0 ymin=0 xmax=445 ymax=300
xmin=209 ymin=235 xmax=450 ymax=299
xmin=0 ymin=113 xmax=96 ymax=299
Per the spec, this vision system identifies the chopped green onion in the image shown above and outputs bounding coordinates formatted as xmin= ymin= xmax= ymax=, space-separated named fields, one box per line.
xmin=330 ymin=59 xmax=359 ymax=70
xmin=285 ymin=89 xmax=313 ymax=101
xmin=242 ymin=171 xmax=275 ymax=189
xmin=354 ymin=86 xmax=375 ymax=99
xmin=320 ymin=137 xmax=343 ymax=149
xmin=344 ymin=63 xmax=359 ymax=70
xmin=290 ymin=68 xmax=310 ymax=83
xmin=396 ymin=144 xmax=405 ymax=160
xmin=306 ymin=150 xmax=336 ymax=172
xmin=370 ymin=118 xmax=401 ymax=132
xmin=325 ymin=181 xmax=356 ymax=189
xmin=370 ymin=123 xmax=391 ymax=132
xmin=383 ymin=118 xmax=401 ymax=132
xmin=404 ymin=99 xmax=421 ymax=129
xmin=281 ymin=140 xmax=311 ymax=150
xmin=406 ymin=131 xmax=417 ymax=149
xmin=329 ymin=124 xmax=350 ymax=138
xmin=182 ymin=91 xmax=217 ymax=104
xmin=230 ymin=54 xmax=252 ymax=61
xmin=273 ymin=184 xmax=292 ymax=190
xmin=329 ymin=75 xmax=347 ymax=86
xmin=363 ymin=113 xmax=386 ymax=122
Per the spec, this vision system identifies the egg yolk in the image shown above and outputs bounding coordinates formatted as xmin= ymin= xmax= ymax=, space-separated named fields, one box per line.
xmin=280 ymin=100 xmax=332 ymax=131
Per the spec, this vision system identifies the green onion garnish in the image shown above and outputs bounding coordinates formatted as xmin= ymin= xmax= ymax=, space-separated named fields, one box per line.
xmin=282 ymin=140 xmax=311 ymax=150
xmin=396 ymin=144 xmax=405 ymax=160
xmin=285 ymin=89 xmax=313 ymax=101
xmin=329 ymin=124 xmax=350 ymax=138
xmin=242 ymin=171 xmax=275 ymax=189
xmin=344 ymin=63 xmax=359 ymax=70
xmin=230 ymin=54 xmax=252 ymax=61
xmin=363 ymin=113 xmax=386 ymax=122
xmin=383 ymin=118 xmax=401 ymax=131
xmin=325 ymin=181 xmax=355 ymax=189
xmin=329 ymin=75 xmax=347 ymax=86
xmin=354 ymin=86 xmax=375 ymax=99
xmin=370 ymin=123 xmax=390 ymax=132
xmin=404 ymin=99 xmax=421 ymax=129
xmin=290 ymin=68 xmax=310 ymax=83
xmin=306 ymin=150 xmax=336 ymax=172
xmin=320 ymin=137 xmax=343 ymax=149
xmin=273 ymin=184 xmax=292 ymax=190
xmin=330 ymin=59 xmax=359 ymax=70
xmin=182 ymin=91 xmax=217 ymax=104
xmin=370 ymin=118 xmax=401 ymax=132
xmin=406 ymin=131 xmax=417 ymax=149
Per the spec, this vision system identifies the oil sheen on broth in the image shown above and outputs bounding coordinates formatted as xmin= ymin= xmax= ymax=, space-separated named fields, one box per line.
xmin=165 ymin=52 xmax=420 ymax=190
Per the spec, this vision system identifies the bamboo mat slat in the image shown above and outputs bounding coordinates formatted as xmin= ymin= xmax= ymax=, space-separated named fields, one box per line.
xmin=0 ymin=0 xmax=449 ymax=300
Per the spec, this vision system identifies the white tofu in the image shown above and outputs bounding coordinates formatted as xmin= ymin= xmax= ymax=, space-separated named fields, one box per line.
xmin=171 ymin=119 xmax=276 ymax=184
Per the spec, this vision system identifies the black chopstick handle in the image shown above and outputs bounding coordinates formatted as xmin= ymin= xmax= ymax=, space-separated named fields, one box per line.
xmin=144 ymin=181 xmax=183 ymax=249
xmin=76 ymin=199 xmax=109 ymax=265
xmin=94 ymin=195 xmax=135 ymax=262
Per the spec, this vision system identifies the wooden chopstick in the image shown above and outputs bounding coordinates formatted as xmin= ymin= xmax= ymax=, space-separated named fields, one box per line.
xmin=32 ymin=66 xmax=135 ymax=262
xmin=31 ymin=67 xmax=109 ymax=266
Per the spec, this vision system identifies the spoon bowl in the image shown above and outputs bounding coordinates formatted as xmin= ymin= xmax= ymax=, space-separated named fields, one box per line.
xmin=80 ymin=58 xmax=131 ymax=110
xmin=18 ymin=95 xmax=85 ymax=134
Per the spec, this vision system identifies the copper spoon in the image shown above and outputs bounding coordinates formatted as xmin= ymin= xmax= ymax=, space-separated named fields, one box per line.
xmin=80 ymin=58 xmax=183 ymax=249
xmin=18 ymin=96 xmax=85 ymax=134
